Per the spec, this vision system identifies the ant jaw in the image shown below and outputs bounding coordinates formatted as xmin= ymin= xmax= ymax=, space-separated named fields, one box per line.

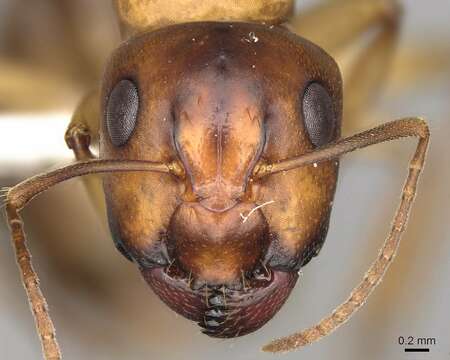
xmin=140 ymin=262 xmax=298 ymax=338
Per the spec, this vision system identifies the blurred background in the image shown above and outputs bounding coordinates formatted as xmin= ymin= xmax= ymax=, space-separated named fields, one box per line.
xmin=0 ymin=0 xmax=449 ymax=359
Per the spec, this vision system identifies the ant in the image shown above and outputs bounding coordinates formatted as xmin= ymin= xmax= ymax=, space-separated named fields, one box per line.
xmin=2 ymin=1 xmax=429 ymax=358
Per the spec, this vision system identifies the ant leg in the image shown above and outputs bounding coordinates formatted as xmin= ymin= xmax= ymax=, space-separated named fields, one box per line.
xmin=4 ymin=159 xmax=172 ymax=359
xmin=341 ymin=3 xmax=401 ymax=130
xmin=261 ymin=117 xmax=429 ymax=352
xmin=289 ymin=0 xmax=401 ymax=55
xmin=64 ymin=89 xmax=106 ymax=213
xmin=288 ymin=0 xmax=402 ymax=130
xmin=65 ymin=88 xmax=100 ymax=161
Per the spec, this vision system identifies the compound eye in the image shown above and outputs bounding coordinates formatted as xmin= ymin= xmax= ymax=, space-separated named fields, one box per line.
xmin=106 ymin=79 xmax=139 ymax=146
xmin=302 ymin=82 xmax=335 ymax=147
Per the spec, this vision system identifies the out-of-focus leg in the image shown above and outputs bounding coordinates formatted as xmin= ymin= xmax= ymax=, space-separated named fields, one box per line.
xmin=289 ymin=0 xmax=402 ymax=130
xmin=289 ymin=0 xmax=401 ymax=54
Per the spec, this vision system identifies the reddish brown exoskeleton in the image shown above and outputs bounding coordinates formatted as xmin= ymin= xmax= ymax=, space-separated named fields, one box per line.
xmin=3 ymin=1 xmax=429 ymax=359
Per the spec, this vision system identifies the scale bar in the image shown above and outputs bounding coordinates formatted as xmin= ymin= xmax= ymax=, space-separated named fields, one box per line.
xmin=404 ymin=348 xmax=430 ymax=352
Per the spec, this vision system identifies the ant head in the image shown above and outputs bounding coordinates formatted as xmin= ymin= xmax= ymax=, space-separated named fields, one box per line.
xmin=100 ymin=22 xmax=342 ymax=337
